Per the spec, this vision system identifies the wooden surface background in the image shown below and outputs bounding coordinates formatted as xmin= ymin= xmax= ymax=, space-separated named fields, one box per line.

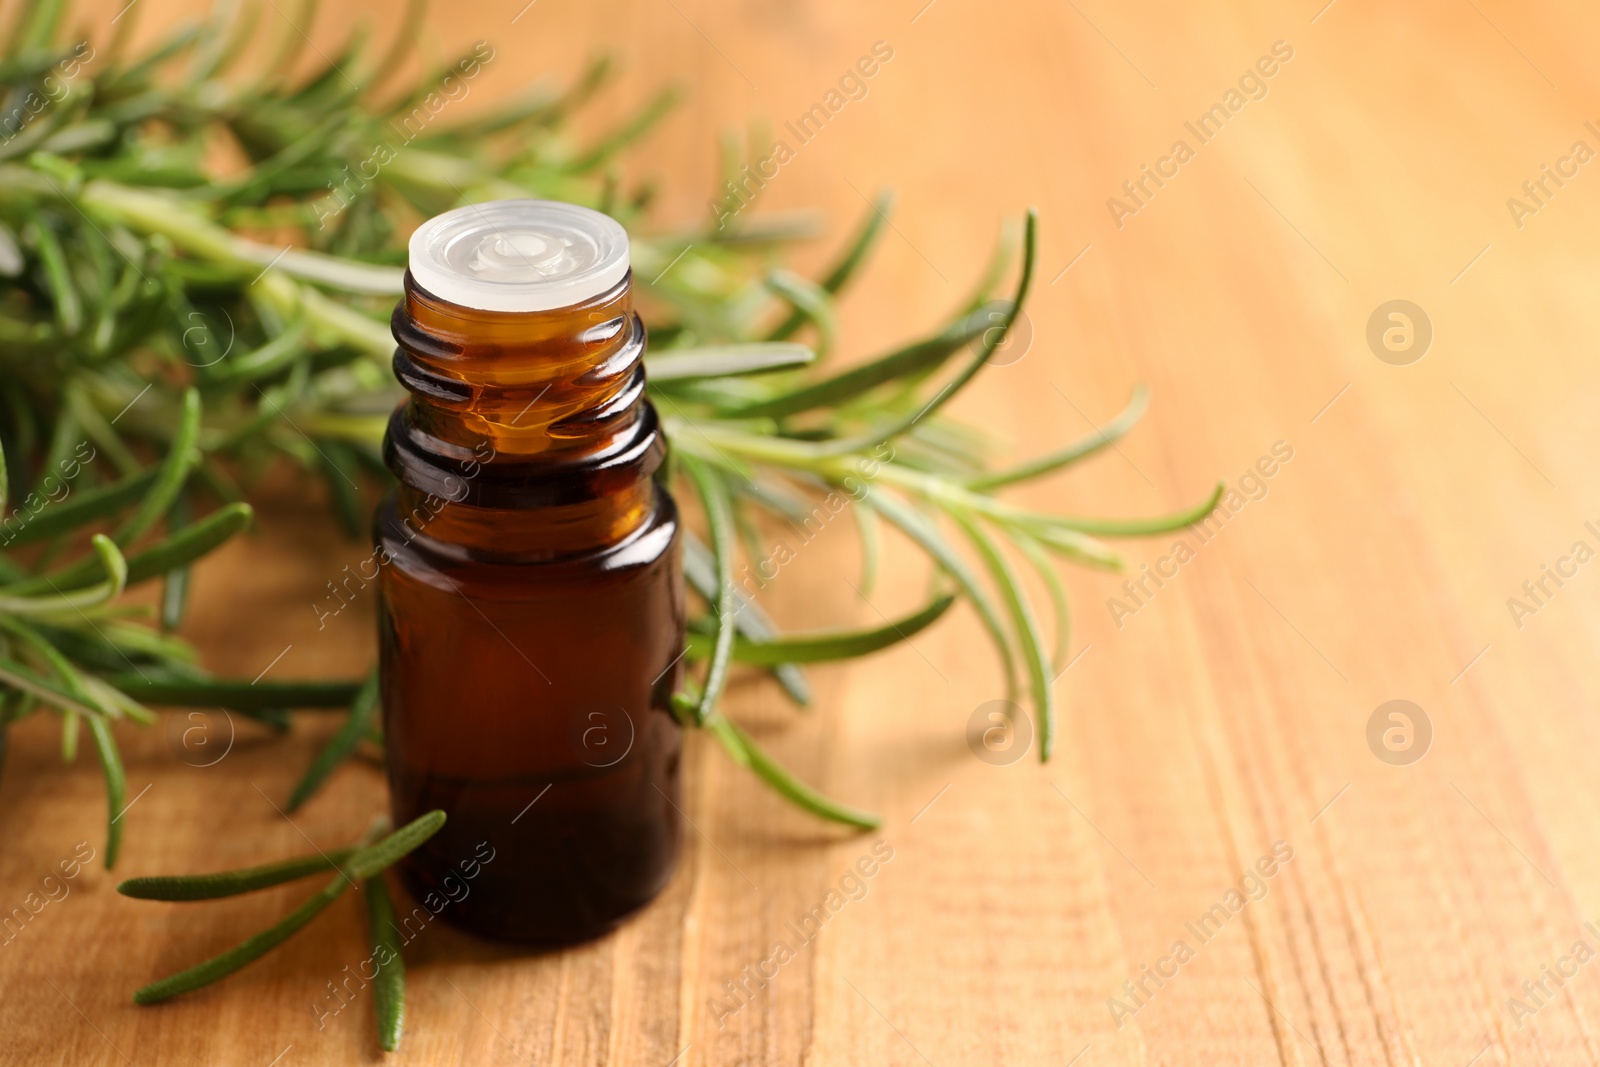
xmin=8 ymin=0 xmax=1600 ymax=1063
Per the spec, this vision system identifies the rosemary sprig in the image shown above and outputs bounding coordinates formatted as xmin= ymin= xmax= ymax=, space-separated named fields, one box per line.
xmin=364 ymin=872 xmax=407 ymax=1052
xmin=685 ymin=593 xmax=955 ymax=664
xmin=125 ymin=811 xmax=444 ymax=1008
xmin=118 ymin=847 xmax=360 ymax=901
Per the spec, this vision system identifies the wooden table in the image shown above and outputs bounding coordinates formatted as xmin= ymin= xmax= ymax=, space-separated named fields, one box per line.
xmin=8 ymin=0 xmax=1600 ymax=1063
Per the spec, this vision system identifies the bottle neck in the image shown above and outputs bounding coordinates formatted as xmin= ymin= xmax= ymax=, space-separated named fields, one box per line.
xmin=384 ymin=271 xmax=664 ymax=558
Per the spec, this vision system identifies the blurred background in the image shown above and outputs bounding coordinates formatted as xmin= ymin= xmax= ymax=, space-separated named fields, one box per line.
xmin=7 ymin=0 xmax=1600 ymax=1063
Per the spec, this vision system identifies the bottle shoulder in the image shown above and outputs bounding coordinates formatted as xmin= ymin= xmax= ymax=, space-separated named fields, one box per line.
xmin=375 ymin=486 xmax=680 ymax=585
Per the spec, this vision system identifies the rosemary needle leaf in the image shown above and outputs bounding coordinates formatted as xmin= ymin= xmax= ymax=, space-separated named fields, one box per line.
xmin=853 ymin=497 xmax=882 ymax=599
xmin=868 ymin=491 xmax=1017 ymax=701
xmin=965 ymin=385 xmax=1150 ymax=491
xmin=0 ymin=534 xmax=127 ymax=616
xmin=1024 ymin=525 xmax=1124 ymax=571
xmin=119 ymin=502 xmax=254 ymax=584
xmin=682 ymin=455 xmax=736 ymax=726
xmin=1030 ymin=481 xmax=1226 ymax=538
xmin=676 ymin=533 xmax=731 ymax=598
xmin=61 ymin=709 xmax=78 ymax=762
xmin=0 ymin=656 xmax=103 ymax=719
xmin=156 ymin=566 xmax=189 ymax=633
xmin=566 ymin=85 xmax=679 ymax=172
xmin=246 ymin=708 xmax=293 ymax=731
xmin=725 ymin=303 xmax=996 ymax=421
xmin=160 ymin=495 xmax=192 ymax=631
xmin=185 ymin=0 xmax=250 ymax=83
xmin=951 ymin=511 xmax=1055 ymax=762
xmin=730 ymin=472 xmax=812 ymax=525
xmin=763 ymin=270 xmax=836 ymax=361
xmin=115 ymin=387 xmax=200 ymax=545
xmin=92 ymin=533 xmax=130 ymax=595
xmin=766 ymin=190 xmax=892 ymax=342
xmin=26 ymin=216 xmax=81 ymax=335
xmin=286 ymin=668 xmax=380 ymax=811
xmin=0 ymin=502 xmax=254 ymax=596
xmin=343 ymin=810 xmax=447 ymax=880
xmin=117 ymin=847 xmax=360 ymax=901
xmin=0 ymin=469 xmax=159 ymax=548
xmin=65 ymin=385 xmax=140 ymax=476
xmin=363 ymin=0 xmax=424 ymax=97
xmin=682 ymin=532 xmax=811 ymax=707
xmin=38 ymin=409 xmax=80 ymax=496
xmin=86 ymin=714 xmax=125 ymax=868
xmin=823 ymin=208 xmax=1037 ymax=455
xmin=956 ymin=216 xmax=1020 ymax=315
xmin=686 ymin=594 xmax=955 ymax=665
xmin=12 ymin=0 xmax=65 ymax=57
xmin=208 ymin=319 xmax=309 ymax=385
xmin=730 ymin=505 xmax=764 ymax=599
xmin=647 ymin=343 xmax=815 ymax=383
xmin=91 ymin=621 xmax=198 ymax=666
xmin=710 ymin=714 xmax=880 ymax=830
xmin=363 ymin=874 xmax=406 ymax=1052
xmin=0 ymin=618 xmax=105 ymax=706
xmin=106 ymin=674 xmax=361 ymax=711
xmin=79 ymin=674 xmax=155 ymax=725
xmin=818 ymin=189 xmax=894 ymax=294
xmin=1013 ymin=531 xmax=1070 ymax=672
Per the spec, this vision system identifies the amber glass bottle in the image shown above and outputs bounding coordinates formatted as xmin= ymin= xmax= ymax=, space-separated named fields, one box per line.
xmin=376 ymin=201 xmax=684 ymax=944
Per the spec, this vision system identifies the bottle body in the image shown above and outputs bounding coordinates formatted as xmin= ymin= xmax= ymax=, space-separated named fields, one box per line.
xmin=377 ymin=261 xmax=685 ymax=944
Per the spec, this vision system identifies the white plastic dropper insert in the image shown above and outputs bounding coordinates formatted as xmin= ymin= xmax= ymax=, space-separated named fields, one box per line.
xmin=407 ymin=199 xmax=630 ymax=313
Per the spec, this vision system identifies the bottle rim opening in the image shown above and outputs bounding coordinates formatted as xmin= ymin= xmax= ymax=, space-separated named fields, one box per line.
xmin=407 ymin=199 xmax=630 ymax=313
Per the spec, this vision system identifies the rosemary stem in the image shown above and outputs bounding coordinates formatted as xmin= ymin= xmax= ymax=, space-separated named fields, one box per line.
xmin=75 ymin=180 xmax=395 ymax=357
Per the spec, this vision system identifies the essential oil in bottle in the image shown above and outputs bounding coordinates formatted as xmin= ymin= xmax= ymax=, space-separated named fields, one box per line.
xmin=376 ymin=200 xmax=685 ymax=944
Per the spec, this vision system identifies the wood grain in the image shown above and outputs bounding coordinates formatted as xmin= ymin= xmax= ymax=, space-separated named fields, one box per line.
xmin=7 ymin=0 xmax=1600 ymax=1063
